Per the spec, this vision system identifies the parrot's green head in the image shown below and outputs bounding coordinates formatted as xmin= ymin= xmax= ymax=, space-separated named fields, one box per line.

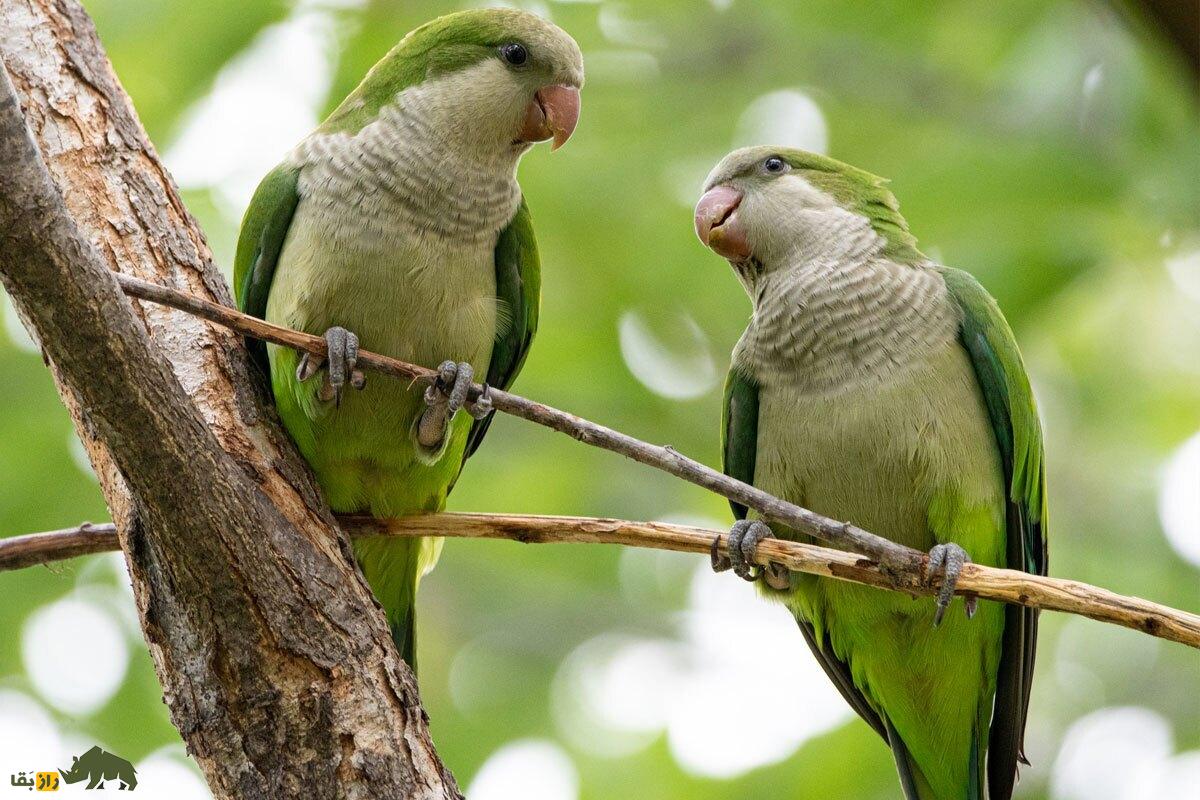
xmin=695 ymin=146 xmax=922 ymax=274
xmin=322 ymin=8 xmax=584 ymax=154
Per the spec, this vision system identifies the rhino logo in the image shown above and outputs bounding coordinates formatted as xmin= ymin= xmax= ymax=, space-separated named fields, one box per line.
xmin=58 ymin=746 xmax=138 ymax=791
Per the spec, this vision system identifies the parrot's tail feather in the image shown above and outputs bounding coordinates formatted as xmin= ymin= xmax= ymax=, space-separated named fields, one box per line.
xmin=885 ymin=719 xmax=924 ymax=800
xmin=968 ymin=735 xmax=983 ymax=800
xmin=352 ymin=536 xmax=423 ymax=677
xmin=390 ymin=605 xmax=418 ymax=676
xmin=885 ymin=718 xmax=986 ymax=800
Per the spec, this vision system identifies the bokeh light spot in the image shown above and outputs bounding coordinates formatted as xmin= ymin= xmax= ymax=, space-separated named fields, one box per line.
xmin=0 ymin=691 xmax=62 ymax=768
xmin=1129 ymin=751 xmax=1200 ymax=800
xmin=597 ymin=5 xmax=665 ymax=49
xmin=1051 ymin=706 xmax=1173 ymax=800
xmin=670 ymin=564 xmax=852 ymax=777
xmin=468 ymin=740 xmax=579 ymax=800
xmin=134 ymin=747 xmax=212 ymax=800
xmin=165 ymin=8 xmax=338 ymax=215
xmin=22 ymin=599 xmax=130 ymax=716
xmin=1158 ymin=431 xmax=1200 ymax=567
xmin=733 ymin=90 xmax=827 ymax=154
xmin=618 ymin=310 xmax=717 ymax=400
xmin=552 ymin=635 xmax=673 ymax=758
xmin=1165 ymin=246 xmax=1200 ymax=303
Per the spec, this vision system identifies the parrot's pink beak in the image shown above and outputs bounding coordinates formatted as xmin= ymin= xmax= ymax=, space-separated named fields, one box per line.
xmin=695 ymin=185 xmax=750 ymax=261
xmin=518 ymin=84 xmax=581 ymax=150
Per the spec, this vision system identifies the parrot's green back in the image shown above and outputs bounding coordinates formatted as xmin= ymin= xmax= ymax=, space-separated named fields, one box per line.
xmin=940 ymin=266 xmax=1046 ymax=800
xmin=722 ymin=266 xmax=1044 ymax=800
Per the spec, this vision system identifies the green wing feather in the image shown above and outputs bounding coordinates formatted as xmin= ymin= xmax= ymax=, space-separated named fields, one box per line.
xmin=233 ymin=164 xmax=301 ymax=375
xmin=940 ymin=266 xmax=1047 ymax=800
xmin=462 ymin=198 xmax=541 ymax=461
xmin=721 ymin=368 xmax=888 ymax=741
xmin=721 ymin=368 xmax=759 ymax=522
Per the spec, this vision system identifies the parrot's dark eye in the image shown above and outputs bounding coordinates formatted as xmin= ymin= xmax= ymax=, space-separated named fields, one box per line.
xmin=763 ymin=156 xmax=788 ymax=174
xmin=500 ymin=43 xmax=529 ymax=66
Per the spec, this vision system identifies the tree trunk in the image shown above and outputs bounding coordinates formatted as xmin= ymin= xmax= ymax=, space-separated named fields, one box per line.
xmin=0 ymin=2 xmax=460 ymax=798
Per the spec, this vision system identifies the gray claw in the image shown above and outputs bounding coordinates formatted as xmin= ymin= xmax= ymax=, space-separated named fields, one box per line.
xmin=325 ymin=326 xmax=359 ymax=405
xmin=926 ymin=542 xmax=973 ymax=626
xmin=445 ymin=361 xmax=473 ymax=415
xmin=710 ymin=536 xmax=732 ymax=572
xmin=297 ymin=352 xmax=323 ymax=382
xmin=298 ymin=326 xmax=363 ymax=406
xmin=466 ymin=383 xmax=493 ymax=420
xmin=417 ymin=360 xmax=478 ymax=451
xmin=724 ymin=520 xmax=790 ymax=590
xmin=424 ymin=361 xmax=475 ymax=412
xmin=727 ymin=520 xmax=755 ymax=581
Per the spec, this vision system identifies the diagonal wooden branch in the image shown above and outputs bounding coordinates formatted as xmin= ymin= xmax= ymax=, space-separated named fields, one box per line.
xmin=114 ymin=272 xmax=925 ymax=573
xmin=105 ymin=276 xmax=1200 ymax=648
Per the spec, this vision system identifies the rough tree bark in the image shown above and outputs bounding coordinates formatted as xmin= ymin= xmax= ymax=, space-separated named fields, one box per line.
xmin=0 ymin=2 xmax=460 ymax=798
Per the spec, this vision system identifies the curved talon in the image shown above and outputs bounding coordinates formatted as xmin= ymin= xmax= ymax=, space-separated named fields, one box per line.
xmin=723 ymin=519 xmax=790 ymax=589
xmin=710 ymin=536 xmax=732 ymax=572
xmin=297 ymin=352 xmax=322 ymax=382
xmin=447 ymin=363 xmax=473 ymax=414
xmin=418 ymin=360 xmax=480 ymax=451
xmin=926 ymin=542 xmax=973 ymax=626
xmin=727 ymin=520 xmax=754 ymax=581
xmin=467 ymin=383 xmax=493 ymax=420
xmin=298 ymin=326 xmax=363 ymax=406
xmin=427 ymin=361 xmax=474 ymax=415
xmin=435 ymin=360 xmax=459 ymax=391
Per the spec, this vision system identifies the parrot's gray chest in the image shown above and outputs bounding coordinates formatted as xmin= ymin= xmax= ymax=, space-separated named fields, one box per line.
xmin=736 ymin=257 xmax=957 ymax=395
xmin=735 ymin=257 xmax=1001 ymax=550
xmin=268 ymin=95 xmax=525 ymax=366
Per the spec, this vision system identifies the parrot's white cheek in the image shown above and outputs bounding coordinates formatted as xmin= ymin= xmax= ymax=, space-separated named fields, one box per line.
xmin=426 ymin=60 xmax=531 ymax=153
xmin=739 ymin=193 xmax=798 ymax=266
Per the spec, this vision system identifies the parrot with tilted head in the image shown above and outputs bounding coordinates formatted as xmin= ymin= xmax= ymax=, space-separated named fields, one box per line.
xmin=233 ymin=9 xmax=583 ymax=672
xmin=694 ymin=147 xmax=1046 ymax=800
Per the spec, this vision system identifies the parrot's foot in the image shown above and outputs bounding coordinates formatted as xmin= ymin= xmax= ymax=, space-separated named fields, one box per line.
xmin=925 ymin=542 xmax=978 ymax=626
xmin=710 ymin=519 xmax=790 ymax=590
xmin=297 ymin=326 xmax=366 ymax=406
xmin=415 ymin=361 xmax=490 ymax=451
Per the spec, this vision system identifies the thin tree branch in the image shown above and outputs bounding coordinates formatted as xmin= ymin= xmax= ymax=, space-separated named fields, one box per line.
xmin=7 ymin=515 xmax=1198 ymax=649
xmin=115 ymin=273 xmax=924 ymax=573
xmin=0 ymin=523 xmax=118 ymax=569
xmin=110 ymin=274 xmax=1200 ymax=648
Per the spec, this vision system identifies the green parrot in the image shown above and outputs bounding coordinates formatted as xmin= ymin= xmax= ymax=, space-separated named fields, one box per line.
xmin=694 ymin=147 xmax=1046 ymax=800
xmin=233 ymin=9 xmax=583 ymax=671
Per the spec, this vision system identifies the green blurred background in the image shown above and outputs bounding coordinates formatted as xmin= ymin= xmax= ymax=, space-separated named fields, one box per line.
xmin=1 ymin=1 xmax=1198 ymax=797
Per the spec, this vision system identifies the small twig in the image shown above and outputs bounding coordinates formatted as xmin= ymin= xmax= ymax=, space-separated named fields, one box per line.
xmin=0 ymin=522 xmax=118 ymax=570
xmin=115 ymin=273 xmax=920 ymax=571
xmin=4 ymin=514 xmax=1199 ymax=648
